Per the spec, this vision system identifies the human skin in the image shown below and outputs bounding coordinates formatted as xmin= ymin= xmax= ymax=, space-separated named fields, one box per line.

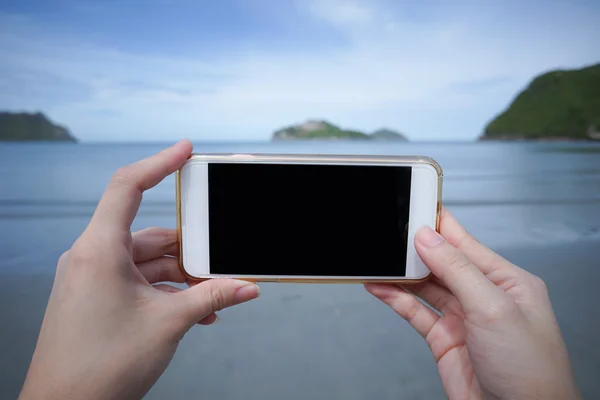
xmin=18 ymin=140 xmax=261 ymax=400
xmin=366 ymin=210 xmax=581 ymax=400
xmin=18 ymin=141 xmax=581 ymax=400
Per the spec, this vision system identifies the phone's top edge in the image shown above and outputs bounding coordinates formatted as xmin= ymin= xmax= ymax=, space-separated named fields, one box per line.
xmin=186 ymin=153 xmax=443 ymax=177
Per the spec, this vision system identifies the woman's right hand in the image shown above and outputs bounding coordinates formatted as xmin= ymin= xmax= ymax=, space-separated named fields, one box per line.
xmin=365 ymin=209 xmax=581 ymax=400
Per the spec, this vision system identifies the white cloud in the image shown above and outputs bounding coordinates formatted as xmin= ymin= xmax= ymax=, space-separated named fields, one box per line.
xmin=0 ymin=1 xmax=599 ymax=141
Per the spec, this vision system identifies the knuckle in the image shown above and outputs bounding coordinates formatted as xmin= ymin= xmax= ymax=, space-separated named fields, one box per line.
xmin=398 ymin=296 xmax=421 ymax=322
xmin=156 ymin=263 xmax=169 ymax=283
xmin=57 ymin=250 xmax=71 ymax=265
xmin=530 ymin=275 xmax=549 ymax=297
xmin=144 ymin=264 xmax=161 ymax=284
xmin=481 ymin=299 xmax=519 ymax=324
xmin=447 ymin=251 xmax=471 ymax=273
xmin=112 ymin=166 xmax=129 ymax=183
xmin=208 ymin=285 xmax=226 ymax=312
xmin=156 ymin=259 xmax=178 ymax=283
xmin=68 ymin=238 xmax=115 ymax=269
xmin=56 ymin=250 xmax=71 ymax=272
xmin=68 ymin=247 xmax=94 ymax=267
xmin=108 ymin=166 xmax=142 ymax=203
xmin=454 ymin=230 xmax=477 ymax=249
xmin=157 ymin=228 xmax=176 ymax=244
xmin=110 ymin=166 xmax=135 ymax=190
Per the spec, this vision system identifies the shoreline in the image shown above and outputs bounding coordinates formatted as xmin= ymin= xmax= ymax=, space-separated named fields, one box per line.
xmin=478 ymin=136 xmax=598 ymax=142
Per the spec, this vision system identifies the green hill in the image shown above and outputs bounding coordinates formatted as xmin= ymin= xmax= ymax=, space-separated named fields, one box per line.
xmin=482 ymin=63 xmax=600 ymax=140
xmin=271 ymin=120 xmax=407 ymax=141
xmin=370 ymin=128 xmax=407 ymax=141
xmin=0 ymin=112 xmax=76 ymax=142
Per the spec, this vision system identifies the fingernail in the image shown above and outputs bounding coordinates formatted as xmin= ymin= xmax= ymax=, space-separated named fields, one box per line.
xmin=212 ymin=315 xmax=220 ymax=324
xmin=417 ymin=226 xmax=444 ymax=248
xmin=235 ymin=284 xmax=260 ymax=302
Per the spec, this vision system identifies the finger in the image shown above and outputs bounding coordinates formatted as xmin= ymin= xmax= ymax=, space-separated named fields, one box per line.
xmin=438 ymin=209 xmax=537 ymax=298
xmin=439 ymin=209 xmax=517 ymax=276
xmin=132 ymin=228 xmax=179 ymax=263
xmin=154 ymin=284 xmax=219 ymax=325
xmin=404 ymin=281 xmax=464 ymax=317
xmin=365 ymin=283 xmax=439 ymax=338
xmin=197 ymin=313 xmax=219 ymax=325
xmin=172 ymin=279 xmax=260 ymax=330
xmin=154 ymin=284 xmax=181 ymax=293
xmin=138 ymin=256 xmax=186 ymax=284
xmin=415 ymin=226 xmax=508 ymax=316
xmin=90 ymin=139 xmax=193 ymax=232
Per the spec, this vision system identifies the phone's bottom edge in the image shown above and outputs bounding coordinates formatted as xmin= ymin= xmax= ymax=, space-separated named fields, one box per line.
xmin=182 ymin=273 xmax=432 ymax=285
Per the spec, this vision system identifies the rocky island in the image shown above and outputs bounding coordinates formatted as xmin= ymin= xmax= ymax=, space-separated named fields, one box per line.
xmin=271 ymin=120 xmax=407 ymax=141
xmin=0 ymin=112 xmax=77 ymax=142
xmin=481 ymin=63 xmax=600 ymax=141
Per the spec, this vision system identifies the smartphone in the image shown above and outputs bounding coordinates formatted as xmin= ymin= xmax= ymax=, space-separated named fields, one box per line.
xmin=177 ymin=154 xmax=442 ymax=283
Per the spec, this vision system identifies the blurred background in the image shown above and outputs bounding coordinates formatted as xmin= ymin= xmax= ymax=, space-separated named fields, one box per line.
xmin=1 ymin=0 xmax=599 ymax=398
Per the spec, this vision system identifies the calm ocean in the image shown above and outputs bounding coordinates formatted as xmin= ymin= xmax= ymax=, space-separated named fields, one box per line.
xmin=0 ymin=140 xmax=599 ymax=399
xmin=1 ymin=140 xmax=600 ymax=274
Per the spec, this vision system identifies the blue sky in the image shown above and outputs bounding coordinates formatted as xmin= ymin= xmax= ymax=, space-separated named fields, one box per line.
xmin=1 ymin=0 xmax=599 ymax=141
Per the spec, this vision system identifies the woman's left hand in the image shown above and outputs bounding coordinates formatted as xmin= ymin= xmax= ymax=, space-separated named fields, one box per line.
xmin=19 ymin=140 xmax=260 ymax=400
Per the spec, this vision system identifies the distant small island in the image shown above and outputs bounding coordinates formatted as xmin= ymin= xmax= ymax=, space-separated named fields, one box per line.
xmin=271 ymin=120 xmax=407 ymax=141
xmin=0 ymin=112 xmax=77 ymax=142
xmin=481 ymin=63 xmax=600 ymax=141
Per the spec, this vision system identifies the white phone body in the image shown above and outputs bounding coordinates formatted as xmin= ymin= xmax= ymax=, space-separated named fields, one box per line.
xmin=177 ymin=153 xmax=442 ymax=283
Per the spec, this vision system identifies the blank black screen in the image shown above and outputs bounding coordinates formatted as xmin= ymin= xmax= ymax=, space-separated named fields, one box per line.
xmin=208 ymin=163 xmax=411 ymax=276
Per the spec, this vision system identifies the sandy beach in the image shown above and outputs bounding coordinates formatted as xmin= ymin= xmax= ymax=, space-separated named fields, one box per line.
xmin=1 ymin=240 xmax=598 ymax=399
xmin=1 ymin=141 xmax=599 ymax=398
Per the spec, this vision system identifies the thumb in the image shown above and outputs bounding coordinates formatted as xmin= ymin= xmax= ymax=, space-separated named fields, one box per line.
xmin=172 ymin=279 xmax=260 ymax=328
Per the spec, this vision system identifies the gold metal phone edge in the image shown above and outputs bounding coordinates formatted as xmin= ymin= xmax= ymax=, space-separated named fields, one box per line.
xmin=176 ymin=153 xmax=443 ymax=285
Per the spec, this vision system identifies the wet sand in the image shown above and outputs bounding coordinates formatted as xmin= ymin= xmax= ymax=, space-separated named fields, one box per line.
xmin=1 ymin=241 xmax=598 ymax=399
